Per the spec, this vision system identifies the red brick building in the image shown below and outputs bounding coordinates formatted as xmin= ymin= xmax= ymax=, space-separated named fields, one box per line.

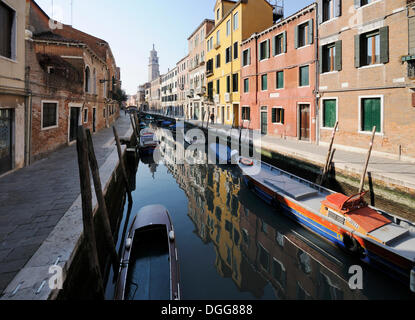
xmin=240 ymin=4 xmax=317 ymax=142
xmin=26 ymin=0 xmax=120 ymax=162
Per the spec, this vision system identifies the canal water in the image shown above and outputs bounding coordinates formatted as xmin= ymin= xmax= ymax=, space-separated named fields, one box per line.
xmin=105 ymin=127 xmax=414 ymax=300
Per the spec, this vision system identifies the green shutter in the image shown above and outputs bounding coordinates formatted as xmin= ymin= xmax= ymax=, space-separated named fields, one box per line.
xmin=308 ymin=19 xmax=314 ymax=45
xmin=272 ymin=109 xmax=276 ymax=123
xmin=283 ymin=31 xmax=287 ymax=53
xmin=300 ymin=66 xmax=309 ymax=86
xmin=335 ymin=40 xmax=342 ymax=71
xmin=281 ymin=109 xmax=285 ymax=124
xmin=266 ymin=39 xmax=270 ymax=59
xmin=258 ymin=42 xmax=261 ymax=60
xmin=323 ymin=100 xmax=336 ymax=128
xmin=379 ymin=26 xmax=389 ymax=64
xmin=295 ymin=25 xmax=299 ymax=49
xmin=248 ymin=48 xmax=251 ymax=65
xmin=272 ymin=36 xmax=277 ymax=56
xmin=335 ymin=0 xmax=342 ymax=17
xmin=277 ymin=71 xmax=284 ymax=89
xmin=354 ymin=34 xmax=361 ymax=68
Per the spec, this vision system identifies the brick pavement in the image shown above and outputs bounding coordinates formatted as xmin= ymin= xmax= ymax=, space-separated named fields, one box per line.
xmin=0 ymin=115 xmax=131 ymax=294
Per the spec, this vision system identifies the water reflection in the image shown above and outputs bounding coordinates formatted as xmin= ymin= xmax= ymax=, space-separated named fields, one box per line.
xmin=107 ymin=126 xmax=415 ymax=300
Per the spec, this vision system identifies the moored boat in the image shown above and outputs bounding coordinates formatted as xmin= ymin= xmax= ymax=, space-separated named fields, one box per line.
xmin=238 ymin=157 xmax=415 ymax=292
xmin=114 ymin=205 xmax=180 ymax=300
xmin=139 ymin=128 xmax=158 ymax=155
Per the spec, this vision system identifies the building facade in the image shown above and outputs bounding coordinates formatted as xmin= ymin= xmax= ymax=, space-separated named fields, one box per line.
xmin=148 ymin=76 xmax=161 ymax=113
xmin=318 ymin=0 xmax=415 ymax=159
xmin=186 ymin=19 xmax=215 ymax=121
xmin=241 ymin=4 xmax=317 ymax=141
xmin=26 ymin=0 xmax=120 ymax=162
xmin=206 ymin=0 xmax=275 ymax=127
xmin=161 ymin=67 xmax=178 ymax=116
xmin=176 ymin=55 xmax=188 ymax=118
xmin=0 ymin=0 xmax=27 ymax=175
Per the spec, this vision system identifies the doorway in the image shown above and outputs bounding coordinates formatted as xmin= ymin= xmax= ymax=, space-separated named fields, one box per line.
xmin=233 ymin=104 xmax=239 ymax=127
xmin=0 ymin=109 xmax=12 ymax=175
xmin=69 ymin=107 xmax=81 ymax=142
xmin=221 ymin=106 xmax=225 ymax=124
xmin=92 ymin=108 xmax=97 ymax=133
xmin=299 ymin=104 xmax=310 ymax=141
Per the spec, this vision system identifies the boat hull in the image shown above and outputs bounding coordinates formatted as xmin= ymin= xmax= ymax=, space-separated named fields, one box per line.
xmin=241 ymin=174 xmax=414 ymax=286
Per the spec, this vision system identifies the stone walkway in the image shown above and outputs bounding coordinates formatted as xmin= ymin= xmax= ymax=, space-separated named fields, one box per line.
xmin=0 ymin=115 xmax=132 ymax=294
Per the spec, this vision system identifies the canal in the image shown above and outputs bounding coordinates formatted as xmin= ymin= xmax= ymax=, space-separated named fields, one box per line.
xmin=105 ymin=125 xmax=414 ymax=300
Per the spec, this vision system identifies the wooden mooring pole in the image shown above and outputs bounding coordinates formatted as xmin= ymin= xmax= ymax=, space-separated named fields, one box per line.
xmin=113 ymin=126 xmax=133 ymax=204
xmin=359 ymin=126 xmax=377 ymax=193
xmin=318 ymin=121 xmax=339 ymax=185
xmin=85 ymin=129 xmax=119 ymax=277
xmin=76 ymin=126 xmax=105 ymax=299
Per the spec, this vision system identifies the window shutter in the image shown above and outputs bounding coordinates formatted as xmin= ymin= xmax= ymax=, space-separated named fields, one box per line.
xmin=318 ymin=0 xmax=323 ymax=24
xmin=319 ymin=46 xmax=323 ymax=74
xmin=283 ymin=31 xmax=287 ymax=53
xmin=258 ymin=42 xmax=262 ymax=60
xmin=379 ymin=26 xmax=389 ymax=64
xmin=354 ymin=0 xmax=361 ymax=8
xmin=335 ymin=0 xmax=342 ymax=17
xmin=335 ymin=40 xmax=342 ymax=71
xmin=295 ymin=25 xmax=299 ymax=49
xmin=281 ymin=109 xmax=285 ymax=124
xmin=272 ymin=36 xmax=277 ymax=56
xmin=266 ymin=39 xmax=270 ymax=59
xmin=354 ymin=34 xmax=361 ymax=68
xmin=248 ymin=48 xmax=251 ymax=65
xmin=308 ymin=19 xmax=314 ymax=45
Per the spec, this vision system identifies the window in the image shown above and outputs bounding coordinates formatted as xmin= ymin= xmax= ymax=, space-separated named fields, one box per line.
xmin=355 ymin=27 xmax=388 ymax=67
xmin=321 ymin=42 xmax=342 ymax=73
xmin=295 ymin=20 xmax=313 ymax=48
xmin=217 ymin=8 xmax=220 ymax=20
xmin=242 ymin=107 xmax=250 ymax=120
xmin=243 ymin=78 xmax=249 ymax=93
xmin=207 ymin=82 xmax=213 ymax=99
xmin=226 ymin=76 xmax=231 ymax=93
xmin=272 ymin=259 xmax=287 ymax=288
xmin=232 ymin=73 xmax=238 ymax=92
xmin=207 ymin=37 xmax=213 ymax=51
xmin=225 ymin=46 xmax=232 ymax=63
xmin=233 ymin=42 xmax=238 ymax=60
xmin=42 ymin=102 xmax=58 ymax=129
xmin=233 ymin=12 xmax=239 ymax=31
xmin=276 ymin=71 xmax=284 ymax=89
xmin=242 ymin=48 xmax=251 ymax=66
xmin=261 ymin=74 xmax=268 ymax=91
xmin=216 ymin=79 xmax=220 ymax=94
xmin=322 ymin=99 xmax=337 ymax=128
xmin=322 ymin=0 xmax=334 ymax=22
xmin=216 ymin=30 xmax=220 ymax=46
xmin=361 ymin=97 xmax=381 ymax=133
xmin=273 ymin=33 xmax=286 ymax=56
xmin=85 ymin=67 xmax=91 ymax=92
xmin=272 ymin=108 xmax=284 ymax=124
xmin=226 ymin=20 xmax=231 ymax=36
xmin=259 ymin=40 xmax=270 ymax=61
xmin=206 ymin=59 xmax=214 ymax=74
xmin=0 ymin=1 xmax=15 ymax=59
xmin=216 ymin=54 xmax=221 ymax=68
xmin=358 ymin=0 xmax=376 ymax=7
xmin=84 ymin=108 xmax=88 ymax=123
xmin=93 ymin=69 xmax=97 ymax=94
xmin=258 ymin=244 xmax=270 ymax=272
xmin=299 ymin=66 xmax=309 ymax=87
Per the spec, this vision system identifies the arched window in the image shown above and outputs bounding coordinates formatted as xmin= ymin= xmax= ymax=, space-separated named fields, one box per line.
xmin=85 ymin=66 xmax=91 ymax=93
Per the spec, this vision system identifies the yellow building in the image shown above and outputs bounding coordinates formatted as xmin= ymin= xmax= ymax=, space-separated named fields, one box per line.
xmin=205 ymin=0 xmax=274 ymax=126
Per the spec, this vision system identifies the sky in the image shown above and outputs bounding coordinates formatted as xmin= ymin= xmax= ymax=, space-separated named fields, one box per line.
xmin=36 ymin=0 xmax=315 ymax=95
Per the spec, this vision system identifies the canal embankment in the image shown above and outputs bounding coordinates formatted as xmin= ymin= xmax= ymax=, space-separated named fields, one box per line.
xmin=0 ymin=115 xmax=134 ymax=300
xmin=148 ymin=113 xmax=415 ymax=220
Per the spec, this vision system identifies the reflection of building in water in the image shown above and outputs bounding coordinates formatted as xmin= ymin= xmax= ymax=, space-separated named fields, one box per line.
xmin=140 ymin=155 xmax=158 ymax=179
xmin=166 ymin=154 xmax=368 ymax=299
xmin=238 ymin=200 xmax=367 ymax=300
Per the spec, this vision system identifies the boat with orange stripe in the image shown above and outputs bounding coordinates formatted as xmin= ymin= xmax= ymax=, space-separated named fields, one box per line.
xmin=238 ymin=157 xmax=415 ymax=292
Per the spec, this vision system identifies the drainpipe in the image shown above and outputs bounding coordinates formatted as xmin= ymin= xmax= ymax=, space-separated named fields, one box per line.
xmin=315 ymin=4 xmax=320 ymax=146
xmin=255 ymin=33 xmax=259 ymax=130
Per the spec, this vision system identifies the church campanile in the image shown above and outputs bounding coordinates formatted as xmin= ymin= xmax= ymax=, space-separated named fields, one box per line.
xmin=148 ymin=44 xmax=160 ymax=82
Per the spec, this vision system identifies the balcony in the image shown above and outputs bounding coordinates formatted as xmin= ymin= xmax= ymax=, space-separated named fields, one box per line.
xmin=187 ymin=89 xmax=194 ymax=98
xmin=195 ymin=86 xmax=206 ymax=96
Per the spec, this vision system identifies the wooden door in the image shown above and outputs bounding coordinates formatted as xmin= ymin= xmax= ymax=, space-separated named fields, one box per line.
xmin=299 ymin=104 xmax=310 ymax=141
xmin=69 ymin=107 xmax=80 ymax=142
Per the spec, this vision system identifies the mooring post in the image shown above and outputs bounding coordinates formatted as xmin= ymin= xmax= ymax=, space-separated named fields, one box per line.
xmin=359 ymin=126 xmax=377 ymax=193
xmin=76 ymin=126 xmax=105 ymax=299
xmin=113 ymin=126 xmax=133 ymax=204
xmin=129 ymin=114 xmax=138 ymax=141
xmin=85 ymin=129 xmax=119 ymax=277
xmin=318 ymin=121 xmax=338 ymax=185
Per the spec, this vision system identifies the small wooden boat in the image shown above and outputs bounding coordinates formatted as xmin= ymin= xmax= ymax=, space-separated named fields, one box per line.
xmin=114 ymin=205 xmax=181 ymax=300
xmin=139 ymin=128 xmax=157 ymax=155
xmin=238 ymin=157 xmax=415 ymax=292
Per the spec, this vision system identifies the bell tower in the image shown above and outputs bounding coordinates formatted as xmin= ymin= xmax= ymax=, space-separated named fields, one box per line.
xmin=148 ymin=44 xmax=160 ymax=82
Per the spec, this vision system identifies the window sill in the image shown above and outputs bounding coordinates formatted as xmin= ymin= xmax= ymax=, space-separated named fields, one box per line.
xmin=321 ymin=126 xmax=338 ymax=130
xmin=358 ymin=130 xmax=383 ymax=136
xmin=321 ymin=70 xmax=339 ymax=75
xmin=273 ymin=53 xmax=286 ymax=58
xmin=41 ymin=125 xmax=59 ymax=131
xmin=0 ymin=55 xmax=17 ymax=63
xmin=358 ymin=63 xmax=384 ymax=70
xmin=296 ymin=44 xmax=312 ymax=50
xmin=357 ymin=0 xmax=382 ymax=10
xmin=320 ymin=17 xmax=339 ymax=26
